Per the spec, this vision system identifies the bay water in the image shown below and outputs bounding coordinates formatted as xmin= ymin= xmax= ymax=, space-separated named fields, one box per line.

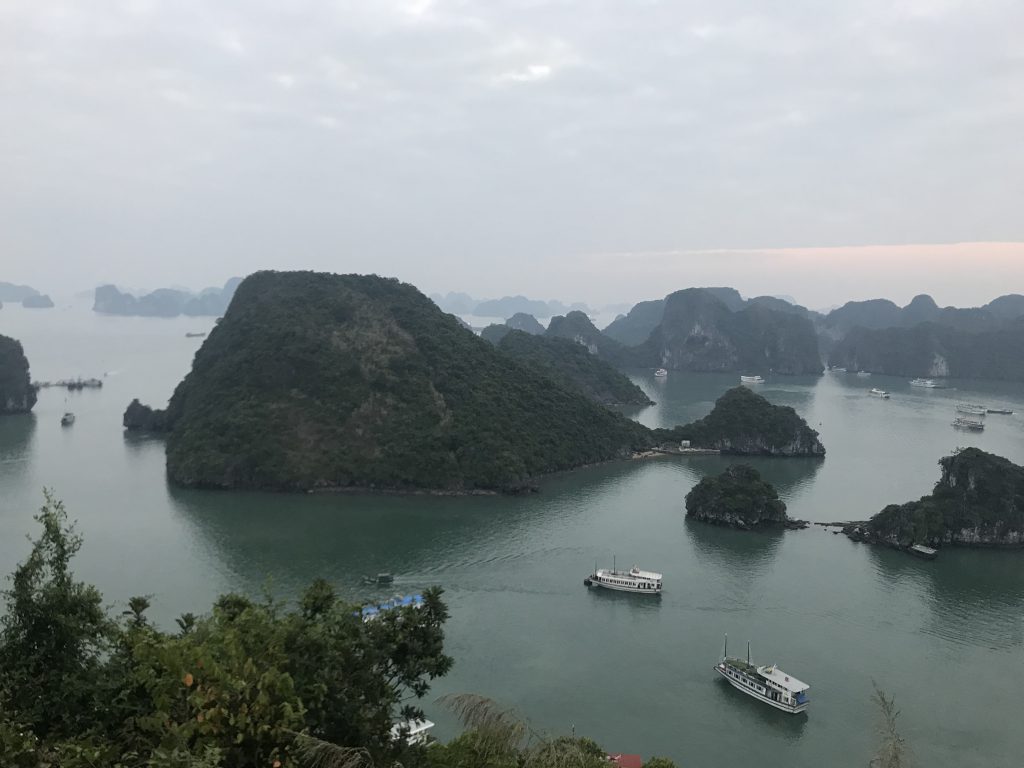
xmin=1 ymin=303 xmax=1023 ymax=767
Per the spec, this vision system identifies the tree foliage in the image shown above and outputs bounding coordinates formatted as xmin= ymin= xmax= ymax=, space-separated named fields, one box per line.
xmin=0 ymin=494 xmax=452 ymax=768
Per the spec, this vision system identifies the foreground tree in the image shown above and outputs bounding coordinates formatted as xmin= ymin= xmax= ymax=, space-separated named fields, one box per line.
xmin=870 ymin=682 xmax=911 ymax=768
xmin=0 ymin=492 xmax=453 ymax=767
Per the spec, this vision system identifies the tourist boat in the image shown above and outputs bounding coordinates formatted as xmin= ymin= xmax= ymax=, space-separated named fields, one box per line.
xmin=389 ymin=718 xmax=435 ymax=746
xmin=715 ymin=637 xmax=809 ymax=714
xmin=856 ymin=370 xmax=871 ymax=377
xmin=361 ymin=572 xmax=394 ymax=585
xmin=584 ymin=559 xmax=662 ymax=595
xmin=909 ymin=544 xmax=938 ymax=560
xmin=868 ymin=388 xmax=890 ymax=399
xmin=909 ymin=378 xmax=939 ymax=388
xmin=955 ymin=403 xmax=986 ymax=416
xmin=953 ymin=416 xmax=985 ymax=431
xmin=830 ymin=366 xmax=847 ymax=373
xmin=740 ymin=375 xmax=765 ymax=384
xmin=987 ymin=408 xmax=1014 ymax=415
xmin=654 ymin=368 xmax=668 ymax=378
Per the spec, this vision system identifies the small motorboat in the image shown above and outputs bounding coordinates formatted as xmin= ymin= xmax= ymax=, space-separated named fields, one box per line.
xmin=361 ymin=573 xmax=394 ymax=586
xmin=61 ymin=412 xmax=76 ymax=426
xmin=654 ymin=368 xmax=668 ymax=378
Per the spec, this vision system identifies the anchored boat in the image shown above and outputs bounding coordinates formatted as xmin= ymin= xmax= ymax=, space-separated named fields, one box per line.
xmin=868 ymin=388 xmax=890 ymax=399
xmin=956 ymin=403 xmax=987 ymax=416
xmin=715 ymin=636 xmax=809 ymax=714
xmin=585 ymin=558 xmax=662 ymax=595
xmin=61 ymin=412 xmax=76 ymax=426
xmin=953 ymin=416 xmax=985 ymax=431
xmin=654 ymin=368 xmax=668 ymax=378
xmin=740 ymin=375 xmax=765 ymax=385
xmin=909 ymin=378 xmax=939 ymax=388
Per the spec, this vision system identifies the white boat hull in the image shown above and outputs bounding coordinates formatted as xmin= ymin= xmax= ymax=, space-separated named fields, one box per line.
xmin=586 ymin=579 xmax=661 ymax=595
xmin=715 ymin=664 xmax=808 ymax=714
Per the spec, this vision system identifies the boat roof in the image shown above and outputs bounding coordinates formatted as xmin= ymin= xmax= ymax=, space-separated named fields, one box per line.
xmin=597 ymin=567 xmax=662 ymax=580
xmin=389 ymin=718 xmax=435 ymax=737
xmin=757 ymin=665 xmax=810 ymax=693
xmin=910 ymin=544 xmax=937 ymax=554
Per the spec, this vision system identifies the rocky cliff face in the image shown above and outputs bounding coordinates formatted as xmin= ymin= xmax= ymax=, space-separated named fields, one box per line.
xmin=685 ymin=464 xmax=788 ymax=529
xmin=829 ymin=321 xmax=1024 ymax=381
xmin=22 ymin=294 xmax=54 ymax=309
xmin=862 ymin=448 xmax=1024 ymax=548
xmin=0 ymin=335 xmax=37 ymax=414
xmin=639 ymin=290 xmax=822 ymax=375
xmin=546 ymin=311 xmax=629 ymax=362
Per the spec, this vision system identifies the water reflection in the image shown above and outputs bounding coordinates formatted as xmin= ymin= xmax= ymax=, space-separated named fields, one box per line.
xmin=0 ymin=413 xmax=37 ymax=469
xmin=868 ymin=545 xmax=1024 ymax=650
xmin=685 ymin=519 xmax=785 ymax=593
xmin=711 ymin=678 xmax=809 ymax=739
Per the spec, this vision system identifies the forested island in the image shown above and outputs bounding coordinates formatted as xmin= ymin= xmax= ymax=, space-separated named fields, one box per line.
xmin=685 ymin=464 xmax=792 ymax=529
xmin=653 ymin=387 xmax=825 ymax=457
xmin=124 ymin=272 xmax=823 ymax=493
xmin=849 ymin=448 xmax=1024 ymax=548
xmin=0 ymin=334 xmax=36 ymax=414
xmin=494 ymin=330 xmax=653 ymax=406
xmin=94 ymin=277 xmax=243 ymax=318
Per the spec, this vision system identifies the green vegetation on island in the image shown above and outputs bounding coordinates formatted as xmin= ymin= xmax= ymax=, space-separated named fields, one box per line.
xmin=639 ymin=289 xmax=822 ymax=375
xmin=654 ymin=386 xmax=825 ymax=457
xmin=495 ymin=330 xmax=653 ymax=406
xmin=860 ymin=448 xmax=1024 ymax=547
xmin=128 ymin=272 xmax=651 ymax=493
xmin=829 ymin=320 xmax=1024 ymax=381
xmin=21 ymin=293 xmax=55 ymax=309
xmin=0 ymin=493 xmax=677 ymax=768
xmin=0 ymin=334 xmax=36 ymax=414
xmin=684 ymin=464 xmax=789 ymax=529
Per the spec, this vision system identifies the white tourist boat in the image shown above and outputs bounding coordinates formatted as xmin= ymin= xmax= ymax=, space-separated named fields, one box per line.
xmin=856 ymin=370 xmax=871 ymax=377
xmin=909 ymin=378 xmax=939 ymax=388
xmin=740 ymin=375 xmax=765 ymax=384
xmin=953 ymin=416 xmax=985 ymax=431
xmin=956 ymin=403 xmax=986 ymax=416
xmin=585 ymin=560 xmax=662 ymax=595
xmin=715 ymin=637 xmax=809 ymax=714
xmin=868 ymin=388 xmax=890 ymax=399
xmin=654 ymin=368 xmax=668 ymax=378
xmin=390 ymin=718 xmax=435 ymax=746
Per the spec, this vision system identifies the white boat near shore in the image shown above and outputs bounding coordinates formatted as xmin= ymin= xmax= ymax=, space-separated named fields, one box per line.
xmin=740 ymin=375 xmax=765 ymax=384
xmin=869 ymin=388 xmax=890 ymax=399
xmin=585 ymin=559 xmax=662 ymax=595
xmin=715 ymin=637 xmax=809 ymax=714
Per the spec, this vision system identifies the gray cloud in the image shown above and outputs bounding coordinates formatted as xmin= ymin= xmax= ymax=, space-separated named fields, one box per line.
xmin=1 ymin=0 xmax=1022 ymax=304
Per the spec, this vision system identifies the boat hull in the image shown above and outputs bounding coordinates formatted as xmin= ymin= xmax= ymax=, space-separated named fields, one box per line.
xmin=714 ymin=664 xmax=808 ymax=714
xmin=585 ymin=579 xmax=661 ymax=595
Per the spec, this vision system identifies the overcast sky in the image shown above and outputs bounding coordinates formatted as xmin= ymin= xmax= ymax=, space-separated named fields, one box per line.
xmin=1 ymin=0 xmax=1022 ymax=308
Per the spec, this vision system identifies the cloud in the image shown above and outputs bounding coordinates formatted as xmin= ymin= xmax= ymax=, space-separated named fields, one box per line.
xmin=0 ymin=0 xmax=1021 ymax=302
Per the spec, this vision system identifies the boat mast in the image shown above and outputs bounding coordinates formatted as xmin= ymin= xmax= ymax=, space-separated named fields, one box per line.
xmin=747 ymin=641 xmax=751 ymax=666
xmin=723 ymin=633 xmax=728 ymax=659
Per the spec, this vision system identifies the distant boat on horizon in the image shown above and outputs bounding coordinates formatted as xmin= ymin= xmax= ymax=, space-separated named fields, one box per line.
xmin=953 ymin=416 xmax=985 ymax=431
xmin=740 ymin=375 xmax=765 ymax=385
xmin=869 ymin=388 xmax=891 ymax=399
xmin=910 ymin=378 xmax=940 ymax=388
xmin=654 ymin=368 xmax=668 ymax=378
xmin=856 ymin=371 xmax=872 ymax=377
xmin=956 ymin=403 xmax=987 ymax=416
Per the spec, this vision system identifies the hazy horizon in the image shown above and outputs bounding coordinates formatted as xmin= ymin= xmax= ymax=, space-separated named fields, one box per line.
xmin=2 ymin=1 xmax=1022 ymax=311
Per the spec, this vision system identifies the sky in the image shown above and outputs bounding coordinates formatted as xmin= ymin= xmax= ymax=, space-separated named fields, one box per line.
xmin=1 ymin=0 xmax=1022 ymax=309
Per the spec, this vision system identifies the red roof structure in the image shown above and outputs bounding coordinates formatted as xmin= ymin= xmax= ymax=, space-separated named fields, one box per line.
xmin=607 ymin=754 xmax=643 ymax=768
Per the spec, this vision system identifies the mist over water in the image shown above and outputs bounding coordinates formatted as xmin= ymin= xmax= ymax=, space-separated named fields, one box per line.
xmin=1 ymin=303 xmax=1023 ymax=767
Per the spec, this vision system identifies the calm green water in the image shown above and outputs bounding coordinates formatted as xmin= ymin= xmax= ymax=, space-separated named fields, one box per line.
xmin=2 ymin=303 xmax=1024 ymax=767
